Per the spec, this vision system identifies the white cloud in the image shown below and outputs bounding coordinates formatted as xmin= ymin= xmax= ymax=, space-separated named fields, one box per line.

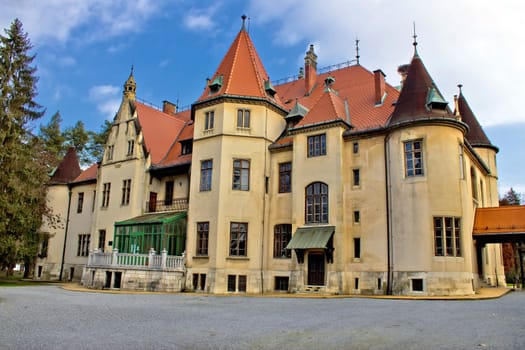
xmin=183 ymin=4 xmax=221 ymax=32
xmin=247 ymin=0 xmax=525 ymax=126
xmin=0 ymin=0 xmax=167 ymax=46
xmin=88 ymin=85 xmax=120 ymax=118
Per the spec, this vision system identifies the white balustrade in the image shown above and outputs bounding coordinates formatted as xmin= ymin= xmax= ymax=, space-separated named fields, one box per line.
xmin=86 ymin=249 xmax=185 ymax=271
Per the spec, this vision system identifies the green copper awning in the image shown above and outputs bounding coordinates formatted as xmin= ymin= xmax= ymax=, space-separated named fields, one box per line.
xmin=115 ymin=211 xmax=186 ymax=226
xmin=286 ymin=226 xmax=335 ymax=249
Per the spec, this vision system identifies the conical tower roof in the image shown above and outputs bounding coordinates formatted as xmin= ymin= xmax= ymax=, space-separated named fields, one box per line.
xmin=456 ymin=89 xmax=497 ymax=151
xmin=49 ymin=147 xmax=81 ymax=184
xmin=196 ymin=17 xmax=285 ymax=109
xmin=389 ymin=53 xmax=451 ymax=126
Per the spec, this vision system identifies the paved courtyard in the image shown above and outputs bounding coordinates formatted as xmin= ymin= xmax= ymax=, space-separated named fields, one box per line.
xmin=1 ymin=285 xmax=524 ymax=350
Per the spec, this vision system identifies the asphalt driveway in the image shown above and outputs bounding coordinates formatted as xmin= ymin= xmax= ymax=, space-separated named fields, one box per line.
xmin=1 ymin=285 xmax=524 ymax=349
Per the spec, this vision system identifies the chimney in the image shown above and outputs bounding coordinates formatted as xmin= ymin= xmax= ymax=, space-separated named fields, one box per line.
xmin=163 ymin=100 xmax=177 ymax=115
xmin=397 ymin=64 xmax=409 ymax=87
xmin=304 ymin=44 xmax=317 ymax=95
xmin=373 ymin=69 xmax=386 ymax=105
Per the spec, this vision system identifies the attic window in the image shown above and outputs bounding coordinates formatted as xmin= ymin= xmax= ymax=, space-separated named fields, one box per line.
xmin=426 ymin=87 xmax=448 ymax=110
xmin=264 ymin=80 xmax=276 ymax=97
xmin=209 ymin=75 xmax=223 ymax=94
xmin=181 ymin=140 xmax=193 ymax=155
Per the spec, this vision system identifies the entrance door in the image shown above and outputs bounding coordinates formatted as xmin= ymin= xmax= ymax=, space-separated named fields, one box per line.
xmin=308 ymin=253 xmax=325 ymax=285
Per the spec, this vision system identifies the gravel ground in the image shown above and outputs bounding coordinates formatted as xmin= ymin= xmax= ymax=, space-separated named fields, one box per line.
xmin=1 ymin=286 xmax=524 ymax=350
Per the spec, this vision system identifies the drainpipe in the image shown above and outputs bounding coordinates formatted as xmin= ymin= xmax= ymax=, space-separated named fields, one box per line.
xmin=384 ymin=132 xmax=393 ymax=295
xmin=260 ymin=109 xmax=269 ymax=294
xmin=59 ymin=187 xmax=73 ymax=281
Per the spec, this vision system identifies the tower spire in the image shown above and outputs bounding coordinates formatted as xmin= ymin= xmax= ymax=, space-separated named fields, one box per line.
xmin=123 ymin=65 xmax=136 ymax=101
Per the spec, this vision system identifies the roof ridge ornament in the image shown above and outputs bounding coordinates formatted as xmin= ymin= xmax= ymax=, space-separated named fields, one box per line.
xmin=412 ymin=22 xmax=419 ymax=56
xmin=355 ymin=38 xmax=360 ymax=65
xmin=241 ymin=14 xmax=247 ymax=31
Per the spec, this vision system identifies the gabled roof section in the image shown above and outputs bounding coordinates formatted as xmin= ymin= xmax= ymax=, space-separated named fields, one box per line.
xmin=49 ymin=147 xmax=81 ymax=184
xmin=389 ymin=54 xmax=452 ymax=126
xmin=275 ymin=65 xmax=397 ymax=132
xmin=134 ymin=102 xmax=188 ymax=165
xmin=456 ymin=90 xmax=497 ymax=151
xmin=196 ymin=20 xmax=285 ymax=109
xmin=72 ymin=163 xmax=98 ymax=184
xmin=156 ymin=120 xmax=194 ymax=168
xmin=294 ymin=89 xmax=351 ymax=129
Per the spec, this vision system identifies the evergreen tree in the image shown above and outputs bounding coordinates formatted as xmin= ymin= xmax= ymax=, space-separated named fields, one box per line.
xmin=0 ymin=19 xmax=48 ymax=276
xmin=500 ymin=188 xmax=522 ymax=206
xmin=87 ymin=119 xmax=112 ymax=162
xmin=63 ymin=120 xmax=90 ymax=164
xmin=39 ymin=111 xmax=67 ymax=167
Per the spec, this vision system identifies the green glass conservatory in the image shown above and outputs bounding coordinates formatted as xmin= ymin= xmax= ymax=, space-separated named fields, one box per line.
xmin=114 ymin=212 xmax=186 ymax=255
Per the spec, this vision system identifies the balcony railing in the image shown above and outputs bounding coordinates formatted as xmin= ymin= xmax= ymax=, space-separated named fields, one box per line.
xmin=145 ymin=198 xmax=188 ymax=213
xmin=87 ymin=248 xmax=185 ymax=271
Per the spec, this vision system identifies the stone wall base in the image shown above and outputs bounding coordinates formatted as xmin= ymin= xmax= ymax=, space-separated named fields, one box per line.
xmin=82 ymin=267 xmax=185 ymax=292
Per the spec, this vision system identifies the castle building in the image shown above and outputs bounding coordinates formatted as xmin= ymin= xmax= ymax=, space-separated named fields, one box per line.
xmin=36 ymin=18 xmax=506 ymax=295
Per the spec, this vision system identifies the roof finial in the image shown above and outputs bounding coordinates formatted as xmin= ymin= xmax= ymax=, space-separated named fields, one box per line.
xmin=457 ymin=83 xmax=463 ymax=94
xmin=130 ymin=64 xmax=134 ymax=76
xmin=241 ymin=14 xmax=247 ymax=31
xmin=355 ymin=38 xmax=360 ymax=65
xmin=412 ymin=22 xmax=418 ymax=55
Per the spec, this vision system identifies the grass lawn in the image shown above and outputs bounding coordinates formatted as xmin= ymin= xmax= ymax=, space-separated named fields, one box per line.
xmin=0 ymin=272 xmax=48 ymax=287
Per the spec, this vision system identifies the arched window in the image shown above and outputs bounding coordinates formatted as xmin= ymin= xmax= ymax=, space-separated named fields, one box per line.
xmin=305 ymin=182 xmax=329 ymax=224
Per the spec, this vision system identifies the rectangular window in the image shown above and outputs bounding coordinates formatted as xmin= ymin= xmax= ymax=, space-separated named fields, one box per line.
xmin=377 ymin=278 xmax=382 ymax=290
xmin=238 ymin=275 xmax=247 ymax=292
xmin=204 ymin=111 xmax=214 ymax=130
xmin=354 ymin=278 xmax=359 ymax=289
xmin=229 ymin=222 xmax=247 ymax=256
xmin=92 ymin=190 xmax=96 ymax=212
xmin=196 ymin=222 xmax=209 ymax=256
xmin=278 ymin=162 xmax=292 ymax=193
xmin=404 ymin=140 xmax=424 ymax=177
xmin=227 ymin=275 xmax=236 ymax=292
xmin=275 ymin=277 xmax=289 ymax=291
xmin=200 ymin=160 xmax=213 ymax=191
xmin=77 ymin=192 xmax=84 ymax=213
xmin=307 ymin=134 xmax=326 ymax=157
xmin=165 ymin=181 xmax=174 ymax=206
xmin=412 ymin=278 xmax=424 ymax=292
xmin=106 ymin=145 xmax=114 ymax=161
xmin=102 ymin=183 xmax=111 ymax=208
xmin=232 ymin=159 xmax=250 ymax=191
xmin=274 ymin=224 xmax=292 ymax=258
xmin=353 ymin=169 xmax=360 ymax=186
xmin=40 ymin=236 xmax=49 ymax=258
xmin=77 ymin=234 xmax=91 ymax=257
xmin=433 ymin=216 xmax=461 ymax=257
xmin=98 ymin=230 xmax=106 ymax=252
xmin=237 ymin=109 xmax=250 ymax=128
xmin=353 ymin=211 xmax=360 ymax=223
xmin=353 ymin=142 xmax=359 ymax=154
xmin=127 ymin=140 xmax=134 ymax=156
xmin=181 ymin=140 xmax=192 ymax=155
xmin=354 ymin=238 xmax=361 ymax=258
xmin=121 ymin=179 xmax=131 ymax=206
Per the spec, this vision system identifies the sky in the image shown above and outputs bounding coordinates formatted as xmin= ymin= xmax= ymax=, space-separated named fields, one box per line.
xmin=2 ymin=0 xmax=524 ymax=198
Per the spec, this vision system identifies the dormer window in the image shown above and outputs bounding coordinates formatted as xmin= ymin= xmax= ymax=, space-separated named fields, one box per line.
xmin=181 ymin=140 xmax=193 ymax=155
xmin=264 ymin=80 xmax=276 ymax=97
xmin=426 ymin=87 xmax=448 ymax=110
xmin=208 ymin=75 xmax=223 ymax=94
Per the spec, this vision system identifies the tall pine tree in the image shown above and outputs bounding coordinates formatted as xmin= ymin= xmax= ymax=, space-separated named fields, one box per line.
xmin=0 ymin=19 xmax=49 ymax=276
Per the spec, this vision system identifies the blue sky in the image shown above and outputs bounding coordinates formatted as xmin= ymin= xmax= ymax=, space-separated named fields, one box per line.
xmin=2 ymin=0 xmax=524 ymax=198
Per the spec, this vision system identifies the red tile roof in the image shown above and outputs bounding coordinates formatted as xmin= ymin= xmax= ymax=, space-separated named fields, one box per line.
xmin=72 ymin=163 xmax=98 ymax=184
xmin=157 ymin=121 xmax=194 ymax=168
xmin=275 ymin=65 xmax=398 ymax=131
xmin=456 ymin=91 xmax=496 ymax=150
xmin=196 ymin=26 xmax=285 ymax=109
xmin=295 ymin=88 xmax=350 ymax=128
xmin=49 ymin=147 xmax=81 ymax=184
xmin=389 ymin=54 xmax=452 ymax=126
xmin=473 ymin=206 xmax=525 ymax=235
xmin=134 ymin=102 xmax=188 ymax=165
